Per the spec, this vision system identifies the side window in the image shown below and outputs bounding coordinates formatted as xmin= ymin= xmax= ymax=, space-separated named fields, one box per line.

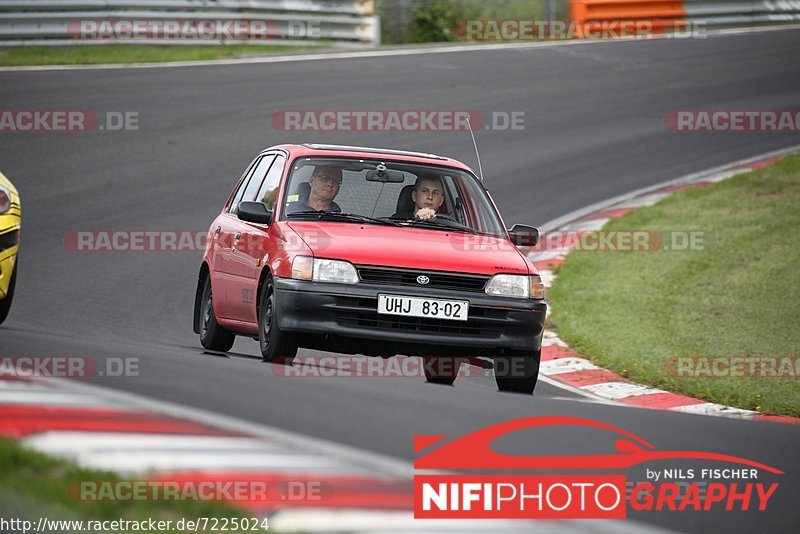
xmin=228 ymin=159 xmax=259 ymax=213
xmin=256 ymin=154 xmax=286 ymax=211
xmin=230 ymin=155 xmax=276 ymax=214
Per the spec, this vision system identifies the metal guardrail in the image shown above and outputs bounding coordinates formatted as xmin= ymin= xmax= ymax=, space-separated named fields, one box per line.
xmin=0 ymin=0 xmax=379 ymax=46
xmin=684 ymin=0 xmax=800 ymax=25
xmin=570 ymin=0 xmax=800 ymax=31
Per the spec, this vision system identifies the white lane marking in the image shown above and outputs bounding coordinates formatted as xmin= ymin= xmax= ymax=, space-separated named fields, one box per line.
xmin=0 ymin=40 xmax=611 ymax=72
xmin=672 ymin=403 xmax=757 ymax=418
xmin=24 ymin=432 xmax=276 ymax=453
xmin=537 ymin=375 xmax=622 ymax=405
xmin=0 ymin=390 xmax=113 ymax=407
xmin=705 ymin=169 xmax=743 ymax=183
xmin=40 ymin=376 xmax=412 ymax=478
xmin=540 ymin=358 xmax=600 ymax=376
xmin=0 ymin=379 xmax=54 ymax=390
xmin=36 ymin=448 xmax=369 ymax=475
xmin=24 ymin=432 xmax=369 ymax=475
xmin=610 ymin=192 xmax=670 ymax=209
xmin=581 ymin=381 xmax=664 ymax=400
xmin=560 ymin=218 xmax=610 ymax=232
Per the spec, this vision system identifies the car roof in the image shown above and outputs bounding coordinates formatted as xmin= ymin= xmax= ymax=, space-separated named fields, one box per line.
xmin=262 ymin=143 xmax=477 ymax=175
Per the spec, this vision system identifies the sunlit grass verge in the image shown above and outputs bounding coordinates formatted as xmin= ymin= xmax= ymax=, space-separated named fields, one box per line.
xmin=0 ymin=439 xmax=263 ymax=532
xmin=549 ymin=154 xmax=800 ymax=416
xmin=0 ymin=44 xmax=323 ymax=66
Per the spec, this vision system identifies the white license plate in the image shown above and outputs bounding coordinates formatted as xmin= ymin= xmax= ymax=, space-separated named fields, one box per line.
xmin=377 ymin=294 xmax=469 ymax=321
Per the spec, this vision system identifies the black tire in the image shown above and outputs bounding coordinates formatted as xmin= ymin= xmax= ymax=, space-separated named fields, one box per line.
xmin=494 ymin=350 xmax=541 ymax=394
xmin=258 ymin=277 xmax=298 ymax=363
xmin=199 ymin=276 xmax=235 ymax=352
xmin=423 ymin=356 xmax=462 ymax=386
xmin=0 ymin=261 xmax=16 ymax=326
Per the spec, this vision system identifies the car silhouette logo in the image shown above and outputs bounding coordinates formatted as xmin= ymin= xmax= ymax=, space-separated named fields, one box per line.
xmin=417 ymin=275 xmax=430 ymax=285
xmin=413 ymin=416 xmax=784 ymax=473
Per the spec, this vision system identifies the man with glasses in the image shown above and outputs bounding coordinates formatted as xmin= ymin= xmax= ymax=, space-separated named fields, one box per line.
xmin=286 ymin=165 xmax=343 ymax=214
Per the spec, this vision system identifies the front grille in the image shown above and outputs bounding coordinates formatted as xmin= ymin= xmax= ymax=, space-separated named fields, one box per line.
xmin=335 ymin=297 xmax=504 ymax=338
xmin=357 ymin=266 xmax=489 ymax=292
xmin=0 ymin=230 xmax=18 ymax=252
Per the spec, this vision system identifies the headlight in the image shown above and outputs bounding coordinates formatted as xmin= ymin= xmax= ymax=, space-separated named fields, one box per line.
xmin=291 ymin=256 xmax=359 ymax=284
xmin=314 ymin=258 xmax=359 ymax=284
xmin=485 ymin=274 xmax=545 ymax=299
xmin=0 ymin=187 xmax=10 ymax=215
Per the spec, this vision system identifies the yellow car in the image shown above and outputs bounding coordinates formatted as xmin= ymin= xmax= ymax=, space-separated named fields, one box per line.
xmin=0 ymin=171 xmax=20 ymax=325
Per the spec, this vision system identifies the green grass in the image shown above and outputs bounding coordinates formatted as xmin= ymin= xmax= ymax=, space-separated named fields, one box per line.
xmin=0 ymin=44 xmax=323 ymax=66
xmin=549 ymin=154 xmax=800 ymax=416
xmin=0 ymin=439 xmax=259 ymax=532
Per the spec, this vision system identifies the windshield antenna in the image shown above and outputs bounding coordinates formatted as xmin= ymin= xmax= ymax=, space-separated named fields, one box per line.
xmin=466 ymin=116 xmax=484 ymax=181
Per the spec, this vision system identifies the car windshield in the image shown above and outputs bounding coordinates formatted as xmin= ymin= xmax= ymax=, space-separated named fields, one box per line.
xmin=280 ymin=157 xmax=506 ymax=235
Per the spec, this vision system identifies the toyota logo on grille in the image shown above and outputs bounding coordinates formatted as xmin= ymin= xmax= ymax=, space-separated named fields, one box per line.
xmin=416 ymin=275 xmax=430 ymax=285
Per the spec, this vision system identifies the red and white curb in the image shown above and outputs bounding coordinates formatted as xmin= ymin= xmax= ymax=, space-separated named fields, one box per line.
xmin=0 ymin=374 xmax=672 ymax=533
xmin=0 ymin=374 xmax=415 ymax=530
xmin=530 ymin=146 xmax=800 ymax=424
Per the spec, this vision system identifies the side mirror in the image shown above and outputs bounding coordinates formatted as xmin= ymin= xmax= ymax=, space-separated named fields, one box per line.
xmin=508 ymin=224 xmax=539 ymax=247
xmin=238 ymin=201 xmax=272 ymax=225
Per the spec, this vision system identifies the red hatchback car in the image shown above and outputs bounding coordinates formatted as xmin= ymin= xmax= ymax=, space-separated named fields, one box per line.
xmin=194 ymin=144 xmax=546 ymax=393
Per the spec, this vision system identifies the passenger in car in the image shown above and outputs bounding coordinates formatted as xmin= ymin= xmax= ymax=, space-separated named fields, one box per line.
xmin=286 ymin=165 xmax=343 ymax=214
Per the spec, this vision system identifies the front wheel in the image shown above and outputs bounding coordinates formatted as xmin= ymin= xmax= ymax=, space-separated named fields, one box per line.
xmin=494 ymin=350 xmax=541 ymax=394
xmin=258 ymin=277 xmax=298 ymax=363
xmin=199 ymin=276 xmax=235 ymax=352
xmin=0 ymin=262 xmax=17 ymax=326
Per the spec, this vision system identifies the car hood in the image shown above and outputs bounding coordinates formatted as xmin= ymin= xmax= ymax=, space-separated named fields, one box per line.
xmin=287 ymin=221 xmax=530 ymax=276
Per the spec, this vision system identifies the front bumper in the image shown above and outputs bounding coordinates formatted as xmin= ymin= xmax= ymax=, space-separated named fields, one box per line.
xmin=274 ymin=277 xmax=546 ymax=354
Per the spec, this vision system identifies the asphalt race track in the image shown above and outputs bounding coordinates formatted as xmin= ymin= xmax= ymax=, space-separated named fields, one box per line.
xmin=2 ymin=28 xmax=800 ymax=532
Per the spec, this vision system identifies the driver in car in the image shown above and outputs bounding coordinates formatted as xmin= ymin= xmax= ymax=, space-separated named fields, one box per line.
xmin=393 ymin=174 xmax=445 ymax=219
xmin=286 ymin=165 xmax=343 ymax=214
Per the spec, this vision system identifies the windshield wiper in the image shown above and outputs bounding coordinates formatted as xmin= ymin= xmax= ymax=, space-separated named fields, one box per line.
xmin=287 ymin=210 xmax=402 ymax=227
xmin=406 ymin=217 xmax=480 ymax=235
